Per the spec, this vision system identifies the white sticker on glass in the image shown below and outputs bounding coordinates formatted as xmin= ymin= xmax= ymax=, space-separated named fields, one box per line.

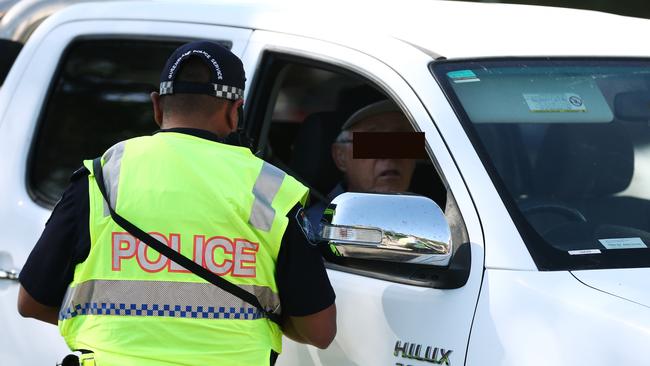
xmin=568 ymin=249 xmax=602 ymax=255
xmin=599 ymin=237 xmax=647 ymax=250
xmin=523 ymin=93 xmax=587 ymax=113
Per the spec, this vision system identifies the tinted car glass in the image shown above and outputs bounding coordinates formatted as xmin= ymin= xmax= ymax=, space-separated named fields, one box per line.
xmin=29 ymin=39 xmax=184 ymax=205
xmin=0 ymin=39 xmax=22 ymax=86
xmin=433 ymin=59 xmax=650 ymax=270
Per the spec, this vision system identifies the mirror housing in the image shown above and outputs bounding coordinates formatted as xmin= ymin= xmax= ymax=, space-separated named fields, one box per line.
xmin=320 ymin=192 xmax=452 ymax=266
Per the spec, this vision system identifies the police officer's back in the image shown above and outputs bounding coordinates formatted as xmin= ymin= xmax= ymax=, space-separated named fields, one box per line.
xmin=17 ymin=41 xmax=336 ymax=366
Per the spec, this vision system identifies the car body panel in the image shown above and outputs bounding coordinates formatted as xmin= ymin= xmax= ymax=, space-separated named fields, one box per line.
xmin=467 ymin=269 xmax=650 ymax=366
xmin=32 ymin=0 xmax=650 ymax=59
xmin=280 ymin=243 xmax=484 ymax=366
xmin=0 ymin=1 xmax=649 ymax=365
xmin=572 ymin=268 xmax=650 ymax=308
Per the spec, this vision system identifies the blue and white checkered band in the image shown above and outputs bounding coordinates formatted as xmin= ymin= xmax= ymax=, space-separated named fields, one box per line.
xmin=159 ymin=81 xmax=174 ymax=95
xmin=213 ymin=83 xmax=243 ymax=101
xmin=59 ymin=280 xmax=281 ymax=321
xmin=159 ymin=81 xmax=242 ymax=101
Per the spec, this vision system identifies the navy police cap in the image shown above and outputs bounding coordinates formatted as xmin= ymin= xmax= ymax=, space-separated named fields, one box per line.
xmin=159 ymin=40 xmax=245 ymax=101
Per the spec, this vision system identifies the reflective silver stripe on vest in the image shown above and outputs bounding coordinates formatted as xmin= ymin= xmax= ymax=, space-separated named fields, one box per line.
xmin=101 ymin=141 xmax=126 ymax=216
xmin=59 ymin=280 xmax=281 ymax=321
xmin=249 ymin=162 xmax=286 ymax=231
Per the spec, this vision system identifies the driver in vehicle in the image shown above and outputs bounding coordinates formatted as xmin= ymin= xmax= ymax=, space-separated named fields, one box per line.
xmin=306 ymin=100 xmax=416 ymax=224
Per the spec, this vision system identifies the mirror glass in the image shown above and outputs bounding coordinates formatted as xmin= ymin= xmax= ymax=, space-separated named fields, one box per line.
xmin=320 ymin=192 xmax=452 ymax=266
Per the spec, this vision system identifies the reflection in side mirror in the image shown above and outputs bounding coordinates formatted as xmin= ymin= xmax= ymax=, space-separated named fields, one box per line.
xmin=320 ymin=192 xmax=452 ymax=266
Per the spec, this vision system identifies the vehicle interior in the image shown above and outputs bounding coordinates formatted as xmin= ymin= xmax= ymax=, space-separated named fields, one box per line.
xmin=455 ymin=65 xmax=650 ymax=258
xmin=29 ymin=39 xmax=184 ymax=204
xmin=245 ymin=53 xmax=470 ymax=287
xmin=247 ymin=58 xmax=447 ymax=212
xmin=478 ymin=120 xmax=650 ymax=246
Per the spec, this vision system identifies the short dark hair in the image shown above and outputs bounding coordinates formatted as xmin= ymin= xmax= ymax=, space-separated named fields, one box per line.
xmin=161 ymin=56 xmax=228 ymax=117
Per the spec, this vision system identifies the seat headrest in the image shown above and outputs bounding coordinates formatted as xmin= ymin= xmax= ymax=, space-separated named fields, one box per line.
xmin=289 ymin=111 xmax=345 ymax=196
xmin=533 ymin=124 xmax=634 ymax=199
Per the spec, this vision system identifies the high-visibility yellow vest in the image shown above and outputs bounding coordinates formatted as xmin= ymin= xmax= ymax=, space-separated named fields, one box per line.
xmin=58 ymin=132 xmax=308 ymax=366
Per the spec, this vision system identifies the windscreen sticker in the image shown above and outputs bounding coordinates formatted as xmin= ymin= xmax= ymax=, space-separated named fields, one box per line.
xmin=447 ymin=70 xmax=480 ymax=83
xmin=599 ymin=237 xmax=647 ymax=250
xmin=523 ymin=93 xmax=587 ymax=112
xmin=568 ymin=249 xmax=602 ymax=255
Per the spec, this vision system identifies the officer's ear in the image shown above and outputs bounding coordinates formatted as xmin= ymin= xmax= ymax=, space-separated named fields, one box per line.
xmin=226 ymin=99 xmax=244 ymax=133
xmin=150 ymin=92 xmax=163 ymax=127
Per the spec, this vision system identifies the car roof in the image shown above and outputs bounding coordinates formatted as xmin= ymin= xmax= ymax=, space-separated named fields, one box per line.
xmin=44 ymin=0 xmax=650 ymax=59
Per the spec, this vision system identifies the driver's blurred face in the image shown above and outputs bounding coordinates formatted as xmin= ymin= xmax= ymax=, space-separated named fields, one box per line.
xmin=332 ymin=112 xmax=416 ymax=193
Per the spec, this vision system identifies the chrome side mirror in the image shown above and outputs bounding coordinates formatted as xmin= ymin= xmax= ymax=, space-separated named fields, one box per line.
xmin=320 ymin=192 xmax=452 ymax=266
xmin=0 ymin=251 xmax=19 ymax=291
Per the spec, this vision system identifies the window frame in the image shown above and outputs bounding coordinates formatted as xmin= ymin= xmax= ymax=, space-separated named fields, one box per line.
xmin=244 ymin=50 xmax=471 ymax=289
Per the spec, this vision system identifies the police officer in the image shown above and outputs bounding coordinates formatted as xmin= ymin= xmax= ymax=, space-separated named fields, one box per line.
xmin=17 ymin=40 xmax=336 ymax=365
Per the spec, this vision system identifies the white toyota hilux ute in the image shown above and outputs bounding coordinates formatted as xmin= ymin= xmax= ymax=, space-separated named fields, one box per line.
xmin=2 ymin=1 xmax=650 ymax=365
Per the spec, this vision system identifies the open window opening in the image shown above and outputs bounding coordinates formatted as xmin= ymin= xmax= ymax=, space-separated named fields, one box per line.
xmin=246 ymin=52 xmax=468 ymax=288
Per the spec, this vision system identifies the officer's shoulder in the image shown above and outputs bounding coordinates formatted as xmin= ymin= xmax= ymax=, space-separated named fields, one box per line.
xmin=256 ymin=159 xmax=291 ymax=178
xmin=249 ymin=156 xmax=304 ymax=186
xmin=70 ymin=166 xmax=90 ymax=182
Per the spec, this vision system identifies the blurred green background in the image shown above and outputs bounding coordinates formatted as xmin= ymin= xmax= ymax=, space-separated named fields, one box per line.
xmin=477 ymin=0 xmax=649 ymax=19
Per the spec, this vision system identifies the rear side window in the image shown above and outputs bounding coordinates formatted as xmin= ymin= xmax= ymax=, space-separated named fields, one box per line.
xmin=0 ymin=39 xmax=22 ymax=86
xmin=29 ymin=39 xmax=184 ymax=206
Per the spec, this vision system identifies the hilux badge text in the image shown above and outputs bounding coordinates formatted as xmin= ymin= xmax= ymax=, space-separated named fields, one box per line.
xmin=394 ymin=340 xmax=452 ymax=365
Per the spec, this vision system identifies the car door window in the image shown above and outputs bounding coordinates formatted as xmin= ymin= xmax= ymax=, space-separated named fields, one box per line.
xmin=246 ymin=52 xmax=461 ymax=286
xmin=29 ymin=38 xmax=232 ymax=206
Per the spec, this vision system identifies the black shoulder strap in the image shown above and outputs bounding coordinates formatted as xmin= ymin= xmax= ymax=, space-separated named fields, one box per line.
xmin=92 ymin=158 xmax=280 ymax=325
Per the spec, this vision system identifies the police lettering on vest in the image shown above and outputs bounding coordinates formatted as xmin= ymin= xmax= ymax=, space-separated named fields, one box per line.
xmin=112 ymin=232 xmax=258 ymax=277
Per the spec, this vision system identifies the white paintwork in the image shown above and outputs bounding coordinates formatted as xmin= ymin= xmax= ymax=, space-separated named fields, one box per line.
xmin=32 ymin=0 xmax=650 ymax=59
xmin=467 ymin=270 xmax=650 ymax=366
xmin=0 ymin=16 xmax=251 ymax=366
xmin=280 ymin=243 xmax=483 ymax=366
xmin=0 ymin=1 xmax=649 ymax=365
xmin=572 ymin=268 xmax=650 ymax=307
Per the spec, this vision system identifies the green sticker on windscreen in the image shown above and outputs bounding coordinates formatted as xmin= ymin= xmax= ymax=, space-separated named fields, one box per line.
xmin=447 ymin=70 xmax=480 ymax=83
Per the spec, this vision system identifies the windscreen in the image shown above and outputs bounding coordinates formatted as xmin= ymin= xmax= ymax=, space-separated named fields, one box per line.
xmin=433 ymin=59 xmax=650 ymax=270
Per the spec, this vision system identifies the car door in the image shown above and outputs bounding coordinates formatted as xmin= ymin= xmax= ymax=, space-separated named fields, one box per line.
xmin=240 ymin=30 xmax=485 ymax=366
xmin=0 ymin=17 xmax=251 ymax=365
